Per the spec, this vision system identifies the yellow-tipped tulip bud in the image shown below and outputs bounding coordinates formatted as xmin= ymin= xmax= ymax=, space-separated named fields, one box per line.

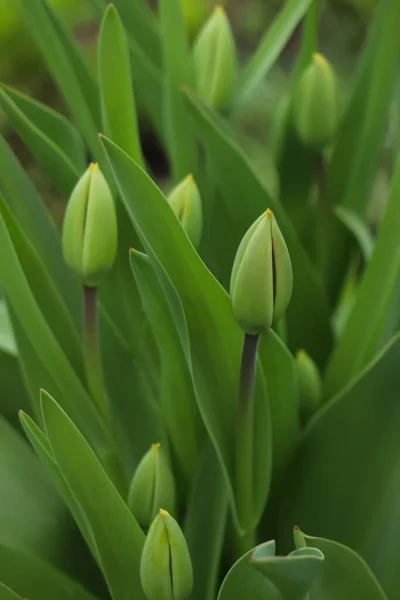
xmin=140 ymin=509 xmax=193 ymax=600
xmin=167 ymin=175 xmax=203 ymax=248
xmin=293 ymin=53 xmax=339 ymax=149
xmin=193 ymin=6 xmax=237 ymax=109
xmin=128 ymin=443 xmax=176 ymax=528
xmin=230 ymin=209 xmax=293 ymax=334
xmin=62 ymin=163 xmax=117 ymax=287
xmin=295 ymin=350 xmax=322 ymax=422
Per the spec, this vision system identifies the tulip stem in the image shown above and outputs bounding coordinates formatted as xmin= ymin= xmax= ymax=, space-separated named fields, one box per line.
xmin=235 ymin=332 xmax=259 ymax=556
xmin=83 ymin=286 xmax=110 ymax=423
xmin=315 ymin=153 xmax=328 ymax=278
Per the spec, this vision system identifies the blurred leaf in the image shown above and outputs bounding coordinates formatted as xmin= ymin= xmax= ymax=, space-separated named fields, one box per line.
xmin=0 ymin=136 xmax=80 ymax=323
xmin=130 ymin=249 xmax=204 ymax=482
xmin=0 ymin=583 xmax=20 ymax=600
xmin=324 ymin=157 xmax=400 ymax=399
xmin=304 ymin=534 xmax=389 ymax=599
xmin=0 ymin=348 xmax=29 ymax=429
xmin=334 ymin=206 xmax=374 ymax=263
xmin=0 ymin=87 xmax=79 ymax=197
xmin=98 ymin=4 xmax=144 ymax=166
xmin=184 ymin=443 xmax=228 ymax=600
xmin=0 ymin=300 xmax=15 ymax=355
xmin=280 ymin=333 xmax=400 ymax=599
xmin=102 ymin=135 xmax=272 ymax=531
xmin=41 ymin=391 xmax=146 ymax=600
xmin=0 ymin=84 xmax=85 ymax=172
xmin=183 ymin=89 xmax=332 ymax=366
xmin=159 ymin=0 xmax=197 ymax=181
xmin=20 ymin=0 xmax=101 ymax=159
xmin=325 ymin=0 xmax=400 ymax=301
xmin=236 ymin=0 xmax=313 ymax=105
xmin=217 ymin=542 xmax=281 ymax=600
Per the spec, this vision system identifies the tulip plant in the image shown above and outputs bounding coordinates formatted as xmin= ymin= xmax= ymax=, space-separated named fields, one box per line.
xmin=0 ymin=0 xmax=399 ymax=599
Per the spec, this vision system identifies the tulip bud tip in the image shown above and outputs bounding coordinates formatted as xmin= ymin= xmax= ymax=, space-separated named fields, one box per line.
xmin=151 ymin=442 xmax=161 ymax=450
xmin=265 ymin=208 xmax=273 ymax=217
xmin=294 ymin=525 xmax=299 ymax=531
xmin=159 ymin=508 xmax=169 ymax=516
xmin=185 ymin=173 xmax=194 ymax=182
xmin=214 ymin=5 xmax=225 ymax=14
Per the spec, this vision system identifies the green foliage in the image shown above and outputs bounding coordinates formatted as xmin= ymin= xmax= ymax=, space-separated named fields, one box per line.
xmin=0 ymin=1 xmax=399 ymax=599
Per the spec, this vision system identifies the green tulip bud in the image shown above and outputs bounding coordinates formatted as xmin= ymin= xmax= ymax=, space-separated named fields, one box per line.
xmin=62 ymin=163 xmax=117 ymax=287
xmin=230 ymin=209 xmax=293 ymax=334
xmin=167 ymin=174 xmax=203 ymax=248
xmin=128 ymin=443 xmax=176 ymax=528
xmin=293 ymin=53 xmax=339 ymax=149
xmin=295 ymin=350 xmax=322 ymax=422
xmin=193 ymin=6 xmax=237 ymax=109
xmin=140 ymin=509 xmax=193 ymax=600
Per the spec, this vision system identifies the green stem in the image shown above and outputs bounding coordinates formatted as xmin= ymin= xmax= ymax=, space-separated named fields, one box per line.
xmin=315 ymin=153 xmax=329 ymax=279
xmin=83 ymin=286 xmax=110 ymax=423
xmin=235 ymin=332 xmax=259 ymax=556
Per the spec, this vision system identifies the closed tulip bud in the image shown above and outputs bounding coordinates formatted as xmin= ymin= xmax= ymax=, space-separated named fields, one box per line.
xmin=193 ymin=6 xmax=237 ymax=109
xmin=62 ymin=163 xmax=117 ymax=287
xmin=140 ymin=509 xmax=193 ymax=600
xmin=293 ymin=53 xmax=339 ymax=149
xmin=128 ymin=443 xmax=176 ymax=528
xmin=167 ymin=175 xmax=203 ymax=248
xmin=295 ymin=350 xmax=322 ymax=422
xmin=230 ymin=209 xmax=293 ymax=334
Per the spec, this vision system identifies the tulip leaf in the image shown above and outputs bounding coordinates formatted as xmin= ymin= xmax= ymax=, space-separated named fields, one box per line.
xmin=0 ymin=84 xmax=85 ymax=172
xmin=183 ymin=88 xmax=332 ymax=366
xmin=0 ymin=583 xmax=20 ymax=600
xmin=184 ymin=443 xmax=228 ymax=600
xmin=98 ymin=4 xmax=144 ymax=166
xmin=41 ymin=391 xmax=147 ymax=600
xmin=325 ymin=0 xmax=400 ymax=301
xmin=20 ymin=0 xmax=101 ymax=159
xmin=324 ymin=156 xmax=400 ymax=399
xmin=217 ymin=542 xmax=281 ymax=600
xmin=0 ymin=347 xmax=29 ymax=429
xmin=158 ymin=0 xmax=197 ymax=181
xmin=237 ymin=0 xmax=313 ymax=104
xmin=334 ymin=206 xmax=374 ymax=263
xmin=303 ymin=534 xmax=389 ymax=599
xmin=279 ymin=333 xmax=400 ymax=600
xmin=102 ymin=135 xmax=272 ymax=531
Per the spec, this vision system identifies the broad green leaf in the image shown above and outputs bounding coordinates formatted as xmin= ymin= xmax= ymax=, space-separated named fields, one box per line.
xmin=0 ymin=135 xmax=80 ymax=323
xmin=0 ymin=544 xmax=100 ymax=600
xmin=258 ymin=331 xmax=299 ymax=476
xmin=0 ymin=87 xmax=79 ymax=197
xmin=102 ymin=135 xmax=272 ymax=531
xmin=304 ymin=534 xmax=389 ymax=599
xmin=19 ymin=411 xmax=97 ymax=559
xmin=20 ymin=0 xmax=101 ymax=159
xmin=324 ymin=156 xmax=400 ymax=399
xmin=158 ymin=0 xmax=197 ymax=181
xmin=41 ymin=391 xmax=146 ymax=600
xmin=252 ymin=544 xmax=324 ymax=600
xmin=325 ymin=0 xmax=400 ymax=301
xmin=0 ymin=193 xmax=83 ymax=380
xmin=334 ymin=206 xmax=374 ymax=263
xmin=130 ymin=249 xmax=204 ymax=482
xmin=0 ymin=211 xmax=118 ymax=480
xmin=0 ymin=84 xmax=85 ymax=172
xmin=279 ymin=333 xmax=400 ymax=599
xmin=217 ymin=542 xmax=281 ymax=600
xmin=185 ymin=443 xmax=228 ymax=600
xmin=183 ymin=89 xmax=332 ymax=366
xmin=98 ymin=4 xmax=144 ymax=166
xmin=236 ymin=0 xmax=313 ymax=105
xmin=0 ymin=583 xmax=20 ymax=600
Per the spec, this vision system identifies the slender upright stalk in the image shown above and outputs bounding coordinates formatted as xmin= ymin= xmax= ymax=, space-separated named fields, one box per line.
xmin=315 ymin=153 xmax=329 ymax=278
xmin=235 ymin=332 xmax=259 ymax=556
xmin=83 ymin=286 xmax=110 ymax=422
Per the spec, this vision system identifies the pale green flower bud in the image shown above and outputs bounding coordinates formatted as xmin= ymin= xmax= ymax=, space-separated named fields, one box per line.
xmin=140 ymin=509 xmax=193 ymax=600
xmin=193 ymin=6 xmax=237 ymax=109
xmin=230 ymin=209 xmax=293 ymax=334
xmin=293 ymin=53 xmax=339 ymax=149
xmin=62 ymin=163 xmax=117 ymax=287
xmin=128 ymin=443 xmax=176 ymax=529
xmin=295 ymin=350 xmax=322 ymax=422
xmin=167 ymin=174 xmax=203 ymax=248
